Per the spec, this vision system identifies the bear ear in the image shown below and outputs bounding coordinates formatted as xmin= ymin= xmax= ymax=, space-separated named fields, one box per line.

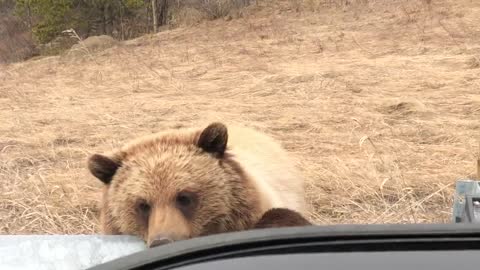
xmin=88 ymin=154 xmax=121 ymax=185
xmin=254 ymin=208 xmax=312 ymax=229
xmin=197 ymin=122 xmax=228 ymax=157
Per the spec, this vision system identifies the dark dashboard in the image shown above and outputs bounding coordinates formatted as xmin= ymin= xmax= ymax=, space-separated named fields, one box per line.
xmin=88 ymin=223 xmax=480 ymax=270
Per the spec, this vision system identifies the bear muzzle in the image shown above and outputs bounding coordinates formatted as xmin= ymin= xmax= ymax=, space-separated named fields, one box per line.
xmin=146 ymin=206 xmax=192 ymax=248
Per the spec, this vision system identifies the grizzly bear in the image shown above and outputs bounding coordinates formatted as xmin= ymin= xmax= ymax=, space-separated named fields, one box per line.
xmin=87 ymin=122 xmax=306 ymax=247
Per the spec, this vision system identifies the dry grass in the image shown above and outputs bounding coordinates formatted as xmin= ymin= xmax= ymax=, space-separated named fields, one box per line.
xmin=1 ymin=0 xmax=479 ymax=235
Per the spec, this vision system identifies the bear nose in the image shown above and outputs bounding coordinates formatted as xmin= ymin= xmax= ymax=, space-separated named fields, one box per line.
xmin=149 ymin=235 xmax=173 ymax=248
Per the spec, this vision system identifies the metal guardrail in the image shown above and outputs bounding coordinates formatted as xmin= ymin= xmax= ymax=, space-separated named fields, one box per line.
xmin=452 ymin=179 xmax=480 ymax=223
xmin=1 ymin=180 xmax=479 ymax=270
xmin=0 ymin=235 xmax=146 ymax=270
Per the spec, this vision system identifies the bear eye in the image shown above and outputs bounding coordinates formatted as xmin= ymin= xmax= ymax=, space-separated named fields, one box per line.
xmin=175 ymin=191 xmax=198 ymax=218
xmin=176 ymin=193 xmax=192 ymax=207
xmin=137 ymin=200 xmax=151 ymax=218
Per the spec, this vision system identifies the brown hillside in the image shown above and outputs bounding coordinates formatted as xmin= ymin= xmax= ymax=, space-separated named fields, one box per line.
xmin=0 ymin=0 xmax=479 ymax=234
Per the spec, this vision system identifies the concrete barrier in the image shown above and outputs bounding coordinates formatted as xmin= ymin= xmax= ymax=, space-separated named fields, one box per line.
xmin=0 ymin=235 xmax=146 ymax=270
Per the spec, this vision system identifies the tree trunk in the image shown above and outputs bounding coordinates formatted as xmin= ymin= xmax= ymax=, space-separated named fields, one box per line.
xmin=25 ymin=1 xmax=32 ymax=29
xmin=158 ymin=0 xmax=168 ymax=26
xmin=151 ymin=0 xmax=157 ymax=33
xmin=101 ymin=5 xmax=107 ymax=34
xmin=104 ymin=2 xmax=113 ymax=36
xmin=119 ymin=6 xmax=124 ymax=40
xmin=145 ymin=0 xmax=150 ymax=33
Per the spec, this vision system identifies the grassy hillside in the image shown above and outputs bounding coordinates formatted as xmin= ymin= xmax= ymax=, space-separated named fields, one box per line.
xmin=0 ymin=0 xmax=479 ymax=234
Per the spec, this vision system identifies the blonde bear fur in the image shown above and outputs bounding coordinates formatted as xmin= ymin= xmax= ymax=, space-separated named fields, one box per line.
xmin=87 ymin=122 xmax=306 ymax=247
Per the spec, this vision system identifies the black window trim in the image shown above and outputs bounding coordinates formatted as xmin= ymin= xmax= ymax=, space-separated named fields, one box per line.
xmin=87 ymin=223 xmax=480 ymax=270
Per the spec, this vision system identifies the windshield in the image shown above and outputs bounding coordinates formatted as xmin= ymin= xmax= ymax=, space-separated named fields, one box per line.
xmin=1 ymin=0 xmax=479 ymax=269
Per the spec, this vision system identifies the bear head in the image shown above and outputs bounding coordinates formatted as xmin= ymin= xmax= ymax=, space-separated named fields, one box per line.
xmin=88 ymin=122 xmax=261 ymax=247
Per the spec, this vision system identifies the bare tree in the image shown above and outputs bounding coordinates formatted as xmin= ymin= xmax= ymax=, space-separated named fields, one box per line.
xmin=152 ymin=0 xmax=169 ymax=33
xmin=151 ymin=0 xmax=157 ymax=32
xmin=157 ymin=0 xmax=168 ymax=26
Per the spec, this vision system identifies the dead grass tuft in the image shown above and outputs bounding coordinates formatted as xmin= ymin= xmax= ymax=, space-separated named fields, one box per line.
xmin=466 ymin=56 xmax=480 ymax=69
xmin=168 ymin=0 xmax=252 ymax=27
xmin=169 ymin=6 xmax=210 ymax=27
xmin=380 ymin=99 xmax=430 ymax=117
